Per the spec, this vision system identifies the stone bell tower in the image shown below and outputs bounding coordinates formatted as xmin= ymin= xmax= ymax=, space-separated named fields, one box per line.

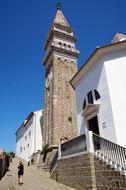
xmin=43 ymin=4 xmax=79 ymax=146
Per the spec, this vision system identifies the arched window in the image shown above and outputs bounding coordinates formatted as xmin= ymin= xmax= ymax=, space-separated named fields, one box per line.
xmin=20 ymin=147 xmax=22 ymax=152
xmin=87 ymin=91 xmax=93 ymax=104
xmin=94 ymin=89 xmax=100 ymax=100
xmin=82 ymin=89 xmax=101 ymax=110
xmin=29 ymin=131 xmax=31 ymax=138
xmin=59 ymin=41 xmax=62 ymax=46
xmin=83 ymin=98 xmax=86 ymax=110
xmin=63 ymin=43 xmax=66 ymax=47
xmin=68 ymin=44 xmax=71 ymax=49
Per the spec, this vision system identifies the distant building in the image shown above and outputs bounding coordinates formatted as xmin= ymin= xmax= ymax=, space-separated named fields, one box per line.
xmin=15 ymin=110 xmax=43 ymax=161
xmin=71 ymin=34 xmax=126 ymax=148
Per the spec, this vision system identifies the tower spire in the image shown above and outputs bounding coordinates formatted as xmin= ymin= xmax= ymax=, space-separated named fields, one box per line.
xmin=57 ymin=2 xmax=62 ymax=10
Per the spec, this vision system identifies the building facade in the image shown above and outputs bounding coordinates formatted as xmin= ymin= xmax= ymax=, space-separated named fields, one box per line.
xmin=43 ymin=7 xmax=79 ymax=146
xmin=71 ymin=34 xmax=126 ymax=148
xmin=15 ymin=110 xmax=43 ymax=161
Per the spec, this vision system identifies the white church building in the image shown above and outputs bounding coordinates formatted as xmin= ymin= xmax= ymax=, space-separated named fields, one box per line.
xmin=71 ymin=34 xmax=126 ymax=148
xmin=15 ymin=110 xmax=43 ymax=161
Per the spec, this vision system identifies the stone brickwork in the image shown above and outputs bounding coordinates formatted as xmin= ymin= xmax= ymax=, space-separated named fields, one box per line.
xmin=43 ymin=9 xmax=79 ymax=146
xmin=94 ymin=156 xmax=126 ymax=190
xmin=0 ymin=157 xmax=10 ymax=180
xmin=51 ymin=153 xmax=126 ymax=190
xmin=44 ymin=57 xmax=77 ymax=146
xmin=51 ymin=153 xmax=97 ymax=189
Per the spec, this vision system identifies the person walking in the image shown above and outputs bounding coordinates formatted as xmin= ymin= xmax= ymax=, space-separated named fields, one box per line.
xmin=17 ymin=161 xmax=24 ymax=185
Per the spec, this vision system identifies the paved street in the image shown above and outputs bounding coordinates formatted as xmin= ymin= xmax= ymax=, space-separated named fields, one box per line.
xmin=0 ymin=158 xmax=76 ymax=190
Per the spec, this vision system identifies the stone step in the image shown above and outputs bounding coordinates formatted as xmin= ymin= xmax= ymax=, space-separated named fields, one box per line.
xmin=94 ymin=152 xmax=126 ymax=177
xmin=37 ymin=164 xmax=50 ymax=171
xmin=0 ymin=158 xmax=76 ymax=190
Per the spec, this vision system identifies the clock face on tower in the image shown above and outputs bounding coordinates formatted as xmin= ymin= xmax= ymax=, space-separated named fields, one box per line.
xmin=45 ymin=71 xmax=52 ymax=88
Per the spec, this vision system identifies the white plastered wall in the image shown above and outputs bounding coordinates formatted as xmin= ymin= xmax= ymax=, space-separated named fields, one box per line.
xmin=104 ymin=50 xmax=126 ymax=147
xmin=75 ymin=57 xmax=117 ymax=143
xmin=16 ymin=110 xmax=43 ymax=161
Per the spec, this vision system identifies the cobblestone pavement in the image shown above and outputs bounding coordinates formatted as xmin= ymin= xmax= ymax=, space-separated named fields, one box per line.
xmin=0 ymin=158 xmax=76 ymax=190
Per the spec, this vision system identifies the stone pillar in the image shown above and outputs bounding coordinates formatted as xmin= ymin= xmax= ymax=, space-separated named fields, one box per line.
xmin=86 ymin=130 xmax=94 ymax=153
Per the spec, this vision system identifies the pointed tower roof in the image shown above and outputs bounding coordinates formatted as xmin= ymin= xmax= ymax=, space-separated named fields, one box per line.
xmin=44 ymin=3 xmax=76 ymax=50
xmin=53 ymin=9 xmax=71 ymax=29
xmin=50 ymin=3 xmax=73 ymax=33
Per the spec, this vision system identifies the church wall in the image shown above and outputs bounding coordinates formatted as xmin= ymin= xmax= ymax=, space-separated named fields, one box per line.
xmin=75 ymin=57 xmax=116 ymax=142
xmin=104 ymin=50 xmax=126 ymax=147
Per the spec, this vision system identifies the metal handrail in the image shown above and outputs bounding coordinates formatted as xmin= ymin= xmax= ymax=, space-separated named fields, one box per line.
xmin=93 ymin=133 xmax=126 ymax=170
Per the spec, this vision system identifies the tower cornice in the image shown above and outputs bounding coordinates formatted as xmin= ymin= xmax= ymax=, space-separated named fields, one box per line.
xmin=43 ymin=45 xmax=79 ymax=65
xmin=44 ymin=30 xmax=77 ymax=50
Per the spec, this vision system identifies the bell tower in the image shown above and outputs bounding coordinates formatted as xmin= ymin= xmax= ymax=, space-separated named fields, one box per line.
xmin=43 ymin=5 xmax=79 ymax=146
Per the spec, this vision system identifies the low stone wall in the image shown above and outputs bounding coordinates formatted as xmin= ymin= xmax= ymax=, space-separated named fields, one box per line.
xmin=51 ymin=153 xmax=126 ymax=190
xmin=37 ymin=147 xmax=58 ymax=168
xmin=51 ymin=153 xmax=96 ymax=189
xmin=32 ymin=152 xmax=40 ymax=165
xmin=0 ymin=157 xmax=10 ymax=180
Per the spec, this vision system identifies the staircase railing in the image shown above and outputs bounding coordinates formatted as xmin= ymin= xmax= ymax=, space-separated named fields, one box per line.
xmin=50 ymin=151 xmax=58 ymax=173
xmin=50 ymin=134 xmax=87 ymax=173
xmin=50 ymin=131 xmax=126 ymax=174
xmin=61 ymin=134 xmax=87 ymax=157
xmin=93 ymin=133 xmax=126 ymax=171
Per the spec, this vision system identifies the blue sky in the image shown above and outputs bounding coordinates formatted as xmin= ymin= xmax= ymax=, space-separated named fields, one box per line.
xmin=0 ymin=0 xmax=126 ymax=152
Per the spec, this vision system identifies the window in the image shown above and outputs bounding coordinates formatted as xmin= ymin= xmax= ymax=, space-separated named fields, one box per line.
xmin=20 ymin=147 xmax=22 ymax=152
xmin=94 ymin=89 xmax=100 ymax=100
xmin=87 ymin=91 xmax=93 ymax=104
xmin=68 ymin=117 xmax=72 ymax=122
xmin=27 ymin=144 xmax=29 ymax=148
xmin=83 ymin=98 xmax=86 ymax=110
xmin=59 ymin=41 xmax=62 ymax=45
xmin=83 ymin=89 xmax=101 ymax=110
xmin=29 ymin=131 xmax=31 ymax=137
xmin=25 ymin=135 xmax=27 ymax=140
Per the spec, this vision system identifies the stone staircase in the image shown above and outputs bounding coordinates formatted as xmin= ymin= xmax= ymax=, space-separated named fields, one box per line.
xmin=0 ymin=158 xmax=77 ymax=190
xmin=50 ymin=131 xmax=126 ymax=189
xmin=93 ymin=154 xmax=126 ymax=190
xmin=95 ymin=150 xmax=126 ymax=176
xmin=51 ymin=152 xmax=126 ymax=190
xmin=93 ymin=133 xmax=126 ymax=177
xmin=37 ymin=163 xmax=50 ymax=172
